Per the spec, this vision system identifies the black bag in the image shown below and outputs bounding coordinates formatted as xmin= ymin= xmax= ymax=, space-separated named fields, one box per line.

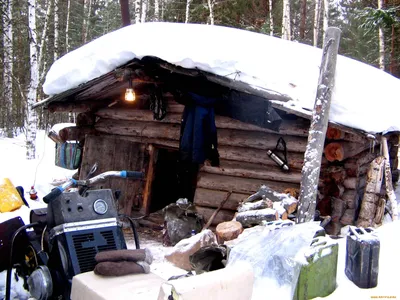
xmin=345 ymin=226 xmax=380 ymax=288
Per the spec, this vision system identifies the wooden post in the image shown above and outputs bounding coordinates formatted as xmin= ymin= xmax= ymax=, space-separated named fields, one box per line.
xmin=141 ymin=145 xmax=157 ymax=215
xmin=296 ymin=27 xmax=341 ymax=224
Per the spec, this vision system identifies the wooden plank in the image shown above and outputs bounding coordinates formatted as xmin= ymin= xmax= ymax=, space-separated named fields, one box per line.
xmin=196 ymin=172 xmax=299 ymax=195
xmin=140 ymin=145 xmax=157 ymax=215
xmin=193 ymin=188 xmax=247 ymax=210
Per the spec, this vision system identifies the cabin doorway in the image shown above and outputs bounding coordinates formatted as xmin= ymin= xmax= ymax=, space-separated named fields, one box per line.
xmin=149 ymin=148 xmax=198 ymax=213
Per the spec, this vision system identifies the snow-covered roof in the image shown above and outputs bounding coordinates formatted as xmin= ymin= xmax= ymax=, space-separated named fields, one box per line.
xmin=43 ymin=22 xmax=400 ymax=134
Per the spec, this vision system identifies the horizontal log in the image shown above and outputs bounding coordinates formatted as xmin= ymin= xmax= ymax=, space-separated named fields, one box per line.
xmin=340 ymin=208 xmax=356 ymax=226
xmin=58 ymin=126 xmax=97 ymax=142
xmin=344 ymin=148 xmax=379 ymax=168
xmin=195 ymin=206 xmax=235 ymax=226
xmin=95 ymin=119 xmax=309 ymax=152
xmin=324 ymin=141 xmax=371 ymax=162
xmin=193 ymin=188 xmax=246 ymax=210
xmin=76 ymin=112 xmax=96 ymax=126
xmin=96 ymin=108 xmax=312 ymax=136
xmin=196 ymin=172 xmax=299 ymax=195
xmin=238 ymin=200 xmax=272 ymax=212
xmin=200 ymin=160 xmax=302 ymax=184
xmin=236 ymin=208 xmax=278 ymax=227
xmin=48 ymin=102 xmax=92 ymax=113
xmin=331 ymin=197 xmax=346 ymax=222
xmin=326 ymin=126 xmax=367 ymax=143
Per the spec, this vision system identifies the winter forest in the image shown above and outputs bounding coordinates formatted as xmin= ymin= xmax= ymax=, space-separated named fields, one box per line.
xmin=0 ymin=0 xmax=399 ymax=159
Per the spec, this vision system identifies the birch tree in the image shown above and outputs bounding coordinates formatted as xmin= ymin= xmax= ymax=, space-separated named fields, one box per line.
xmin=185 ymin=0 xmax=192 ymax=23
xmin=207 ymin=0 xmax=215 ymax=25
xmin=54 ymin=0 xmax=59 ymax=60
xmin=65 ymin=0 xmax=71 ymax=52
xmin=313 ymin=0 xmax=322 ymax=46
xmin=141 ymin=0 xmax=147 ymax=23
xmin=300 ymin=0 xmax=307 ymax=40
xmin=269 ymin=0 xmax=273 ymax=36
xmin=26 ymin=0 xmax=39 ymax=159
xmin=135 ymin=0 xmax=141 ymax=23
xmin=378 ymin=0 xmax=385 ymax=70
xmin=3 ymin=0 xmax=13 ymax=136
xmin=282 ymin=0 xmax=291 ymax=40
xmin=38 ymin=0 xmax=51 ymax=82
xmin=83 ymin=0 xmax=92 ymax=43
xmin=154 ymin=0 xmax=160 ymax=21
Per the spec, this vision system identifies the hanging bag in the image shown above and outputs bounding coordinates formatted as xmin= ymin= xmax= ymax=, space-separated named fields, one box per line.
xmin=55 ymin=142 xmax=82 ymax=170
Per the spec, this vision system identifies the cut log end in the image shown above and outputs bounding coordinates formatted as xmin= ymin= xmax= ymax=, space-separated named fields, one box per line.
xmin=324 ymin=142 xmax=344 ymax=162
xmin=326 ymin=127 xmax=345 ymax=140
xmin=216 ymin=221 xmax=243 ymax=242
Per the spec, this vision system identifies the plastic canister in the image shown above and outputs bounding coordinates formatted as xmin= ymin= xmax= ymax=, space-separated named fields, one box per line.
xmin=0 ymin=178 xmax=24 ymax=212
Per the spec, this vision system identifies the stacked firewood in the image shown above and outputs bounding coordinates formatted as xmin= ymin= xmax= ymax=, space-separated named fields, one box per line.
xmin=234 ymin=185 xmax=298 ymax=228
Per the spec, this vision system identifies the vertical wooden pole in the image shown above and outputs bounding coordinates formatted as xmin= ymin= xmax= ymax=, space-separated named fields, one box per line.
xmin=296 ymin=27 xmax=341 ymax=224
xmin=119 ymin=0 xmax=131 ymax=27
xmin=141 ymin=144 xmax=157 ymax=215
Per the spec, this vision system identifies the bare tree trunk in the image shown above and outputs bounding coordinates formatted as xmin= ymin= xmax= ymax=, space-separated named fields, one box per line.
xmin=378 ymin=0 xmax=385 ymax=70
xmin=300 ymin=0 xmax=307 ymax=40
xmin=141 ymin=0 xmax=147 ymax=23
xmin=323 ymin=0 xmax=329 ymax=42
xmin=296 ymin=27 xmax=341 ymax=223
xmin=185 ymin=0 xmax=192 ymax=23
xmin=54 ymin=0 xmax=59 ymax=60
xmin=26 ymin=0 xmax=39 ymax=159
xmin=207 ymin=0 xmax=215 ymax=25
xmin=161 ymin=0 xmax=164 ymax=21
xmin=3 ymin=0 xmax=13 ymax=136
xmin=282 ymin=0 xmax=291 ymax=40
xmin=154 ymin=0 xmax=160 ymax=21
xmin=269 ymin=0 xmax=273 ymax=36
xmin=38 ymin=0 xmax=51 ymax=82
xmin=313 ymin=0 xmax=322 ymax=47
xmin=65 ymin=0 xmax=71 ymax=52
xmin=135 ymin=0 xmax=141 ymax=23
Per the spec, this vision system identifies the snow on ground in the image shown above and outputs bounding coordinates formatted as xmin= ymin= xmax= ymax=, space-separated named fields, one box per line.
xmin=43 ymin=22 xmax=400 ymax=134
xmin=0 ymin=132 xmax=399 ymax=298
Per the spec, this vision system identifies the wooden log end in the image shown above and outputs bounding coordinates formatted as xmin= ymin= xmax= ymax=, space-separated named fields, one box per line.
xmin=326 ymin=127 xmax=345 ymax=140
xmin=324 ymin=142 xmax=345 ymax=162
xmin=216 ymin=221 xmax=243 ymax=242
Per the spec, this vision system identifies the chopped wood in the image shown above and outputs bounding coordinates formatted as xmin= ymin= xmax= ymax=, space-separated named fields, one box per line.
xmin=343 ymin=176 xmax=366 ymax=190
xmin=342 ymin=190 xmax=358 ymax=209
xmin=340 ymin=208 xmax=356 ymax=226
xmin=331 ymin=197 xmax=346 ymax=223
xmin=196 ymin=173 xmax=299 ymax=195
xmin=195 ymin=206 xmax=236 ymax=226
xmin=374 ymin=197 xmax=386 ymax=226
xmin=326 ymin=126 xmax=367 ymax=143
xmin=193 ymin=188 xmax=246 ymax=211
xmin=382 ymin=136 xmax=398 ymax=221
xmin=284 ymin=188 xmax=299 ymax=198
xmin=324 ymin=221 xmax=342 ymax=236
xmin=237 ymin=200 xmax=272 ymax=212
xmin=282 ymin=197 xmax=298 ymax=214
xmin=203 ymin=191 xmax=232 ymax=230
xmin=326 ymin=127 xmax=345 ymax=140
xmin=323 ymin=166 xmax=346 ymax=184
xmin=357 ymin=156 xmax=385 ymax=227
xmin=324 ymin=141 xmax=371 ymax=162
xmin=216 ymin=221 xmax=243 ymax=242
xmin=236 ymin=208 xmax=279 ymax=227
xmin=273 ymin=202 xmax=288 ymax=220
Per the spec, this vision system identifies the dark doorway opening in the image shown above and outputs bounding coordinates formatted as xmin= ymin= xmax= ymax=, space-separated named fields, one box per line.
xmin=150 ymin=148 xmax=198 ymax=213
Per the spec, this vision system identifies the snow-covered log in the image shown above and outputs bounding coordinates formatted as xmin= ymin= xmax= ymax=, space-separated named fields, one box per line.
xmin=357 ymin=156 xmax=385 ymax=227
xmin=296 ymin=27 xmax=341 ymax=223
xmin=238 ymin=200 xmax=272 ymax=213
xmin=236 ymin=208 xmax=278 ymax=227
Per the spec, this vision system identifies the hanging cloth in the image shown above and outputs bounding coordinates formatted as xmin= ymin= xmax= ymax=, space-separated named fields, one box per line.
xmin=179 ymin=93 xmax=219 ymax=166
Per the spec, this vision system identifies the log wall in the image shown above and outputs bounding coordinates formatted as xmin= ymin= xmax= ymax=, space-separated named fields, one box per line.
xmin=66 ymin=99 xmax=375 ymax=227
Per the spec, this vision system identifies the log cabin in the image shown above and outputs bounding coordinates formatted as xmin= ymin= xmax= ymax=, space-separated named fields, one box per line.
xmin=34 ymin=24 xmax=400 ymax=235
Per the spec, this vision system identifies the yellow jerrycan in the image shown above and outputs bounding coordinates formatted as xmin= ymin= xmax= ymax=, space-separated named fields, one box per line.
xmin=0 ymin=178 xmax=24 ymax=212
